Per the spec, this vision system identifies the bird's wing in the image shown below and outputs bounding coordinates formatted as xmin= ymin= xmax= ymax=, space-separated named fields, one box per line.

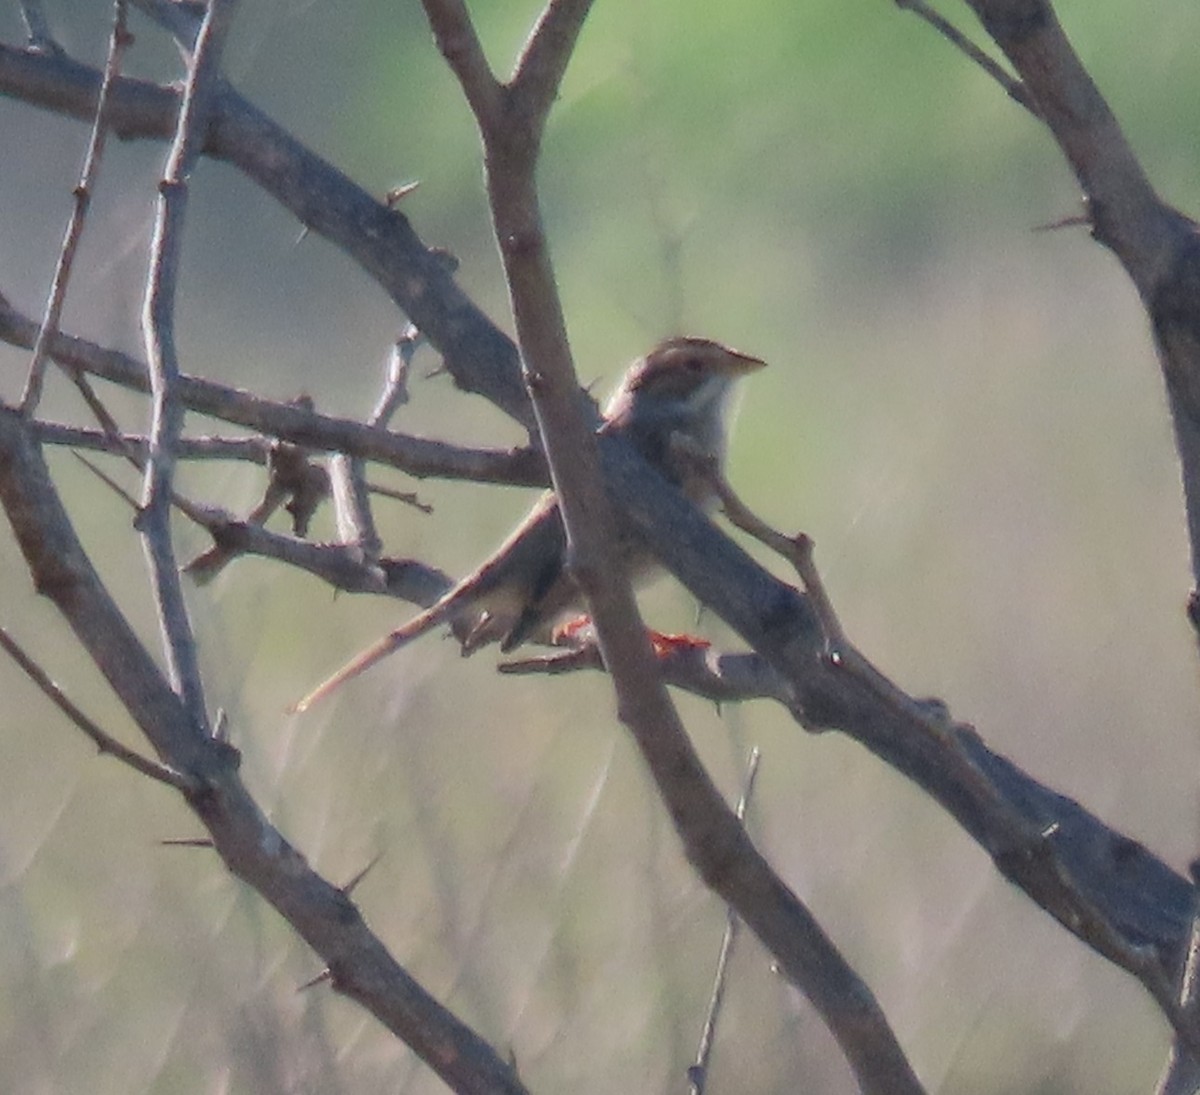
xmin=289 ymin=492 xmax=566 ymax=712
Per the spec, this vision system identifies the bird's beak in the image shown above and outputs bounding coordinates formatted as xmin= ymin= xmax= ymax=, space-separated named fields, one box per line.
xmin=720 ymin=347 xmax=767 ymax=376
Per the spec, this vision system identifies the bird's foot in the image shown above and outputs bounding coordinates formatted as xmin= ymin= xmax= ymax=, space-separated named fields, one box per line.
xmin=551 ymin=618 xmax=710 ymax=658
xmin=647 ymin=631 xmax=711 ymax=657
xmin=552 ymin=614 xmax=595 ymax=645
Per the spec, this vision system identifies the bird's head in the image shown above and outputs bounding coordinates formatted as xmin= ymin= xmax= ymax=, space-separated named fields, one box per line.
xmin=604 ymin=336 xmax=765 ymax=470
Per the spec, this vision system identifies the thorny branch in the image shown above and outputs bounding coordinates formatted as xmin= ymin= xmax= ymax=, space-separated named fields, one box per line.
xmin=421 ymin=0 xmax=926 ymax=1090
xmin=1 ymin=0 xmax=1199 ymax=1089
xmin=0 ymin=0 xmax=1191 ymax=987
xmin=0 ymin=625 xmax=196 ymax=791
xmin=138 ymin=0 xmax=241 ymax=734
xmin=19 ymin=0 xmax=130 ymax=415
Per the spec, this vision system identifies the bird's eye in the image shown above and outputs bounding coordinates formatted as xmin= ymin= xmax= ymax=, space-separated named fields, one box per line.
xmin=683 ymin=357 xmax=703 ymax=372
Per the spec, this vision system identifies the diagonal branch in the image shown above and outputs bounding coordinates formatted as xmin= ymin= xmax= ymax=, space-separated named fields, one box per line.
xmin=895 ymin=0 xmax=1037 ymax=115
xmin=20 ymin=0 xmax=131 ymax=415
xmin=507 ymin=0 xmax=594 ymax=138
xmin=421 ymin=0 xmax=502 ymax=128
xmin=6 ymin=6 xmax=1200 ymax=1072
xmin=425 ymin=0 xmax=926 ymax=1090
xmin=0 ymin=625 xmax=196 ymax=791
xmin=0 ymin=406 xmax=529 ymax=1095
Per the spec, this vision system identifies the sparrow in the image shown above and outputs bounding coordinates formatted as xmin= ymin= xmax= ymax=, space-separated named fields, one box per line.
xmin=290 ymin=336 xmax=765 ymax=712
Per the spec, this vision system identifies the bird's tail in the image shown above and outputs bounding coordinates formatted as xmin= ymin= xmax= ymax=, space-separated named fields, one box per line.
xmin=287 ymin=602 xmax=450 ymax=714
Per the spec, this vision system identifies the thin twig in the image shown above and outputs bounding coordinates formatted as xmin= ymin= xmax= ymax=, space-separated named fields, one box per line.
xmin=20 ymin=0 xmax=131 ymax=415
xmin=366 ymin=481 xmax=433 ymax=514
xmin=328 ymin=340 xmax=422 ymax=558
xmin=329 ymin=454 xmax=382 ymax=558
xmin=73 ymin=450 xmax=139 ymax=509
xmin=500 ymin=641 xmax=805 ymax=717
xmin=34 ymin=421 xmax=268 ymax=463
xmin=894 ymin=0 xmax=1039 ymax=117
xmin=298 ymin=968 xmax=333 ymax=992
xmin=689 ymin=748 xmax=761 ymax=1095
xmin=507 ymin=0 xmax=596 ymax=136
xmin=369 ymin=339 xmax=412 ymax=428
xmin=0 ymin=294 xmax=547 ymax=487
xmin=0 ymin=626 xmax=196 ymax=791
xmin=671 ymin=437 xmax=849 ymax=650
xmin=342 ymin=852 xmax=384 ymax=897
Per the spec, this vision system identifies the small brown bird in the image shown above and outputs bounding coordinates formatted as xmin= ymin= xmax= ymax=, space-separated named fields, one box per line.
xmin=290 ymin=337 xmax=764 ymax=712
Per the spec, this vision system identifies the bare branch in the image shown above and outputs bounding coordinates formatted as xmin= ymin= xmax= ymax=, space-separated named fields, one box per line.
xmin=0 ymin=405 xmax=529 ymax=1095
xmin=420 ymin=0 xmax=502 ymax=128
xmin=20 ymin=0 xmax=131 ymax=415
xmin=33 ymin=421 xmax=268 ymax=463
xmin=329 ymin=455 xmax=382 ymax=559
xmin=0 ymin=39 xmax=535 ymax=426
xmin=499 ymin=641 xmax=804 ymax=716
xmin=137 ymin=0 xmax=242 ymax=733
xmin=895 ymin=0 xmax=1037 ymax=115
xmin=0 ymin=297 xmax=546 ymax=487
xmin=688 ymin=748 xmax=760 ymax=1095
xmin=0 ymin=625 xmax=197 ymax=791
xmin=428 ymin=0 xmax=926 ymax=1087
xmin=5 ymin=10 xmax=1177 ymax=1035
xmin=184 ymin=509 xmax=454 ymax=605
xmin=369 ymin=338 xmax=412 ymax=428
xmin=6 ymin=5 xmax=1200 ymax=1082
xmin=507 ymin=0 xmax=595 ymax=137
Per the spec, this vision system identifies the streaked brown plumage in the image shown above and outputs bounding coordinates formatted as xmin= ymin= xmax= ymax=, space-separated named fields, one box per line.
xmin=290 ymin=337 xmax=764 ymax=712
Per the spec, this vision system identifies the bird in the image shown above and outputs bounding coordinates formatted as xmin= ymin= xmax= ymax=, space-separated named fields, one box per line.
xmin=289 ymin=336 xmax=765 ymax=712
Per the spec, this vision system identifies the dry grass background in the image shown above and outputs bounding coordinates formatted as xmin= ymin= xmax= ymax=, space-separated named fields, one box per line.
xmin=1 ymin=1 xmax=1198 ymax=1091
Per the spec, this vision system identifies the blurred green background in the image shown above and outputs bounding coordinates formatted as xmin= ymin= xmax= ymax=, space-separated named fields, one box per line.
xmin=2 ymin=1 xmax=1199 ymax=1092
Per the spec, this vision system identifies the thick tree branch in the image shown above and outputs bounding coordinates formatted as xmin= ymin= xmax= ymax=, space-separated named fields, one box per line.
xmin=3 ymin=11 xmax=1189 ymax=981
xmin=4 ymin=8 xmax=1200 ymax=1082
xmin=0 ymin=403 xmax=528 ymax=1094
xmin=951 ymin=0 xmax=1200 ymax=591
xmin=0 ymin=39 xmax=534 ymax=428
xmin=425 ymin=0 xmax=927 ymax=1090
